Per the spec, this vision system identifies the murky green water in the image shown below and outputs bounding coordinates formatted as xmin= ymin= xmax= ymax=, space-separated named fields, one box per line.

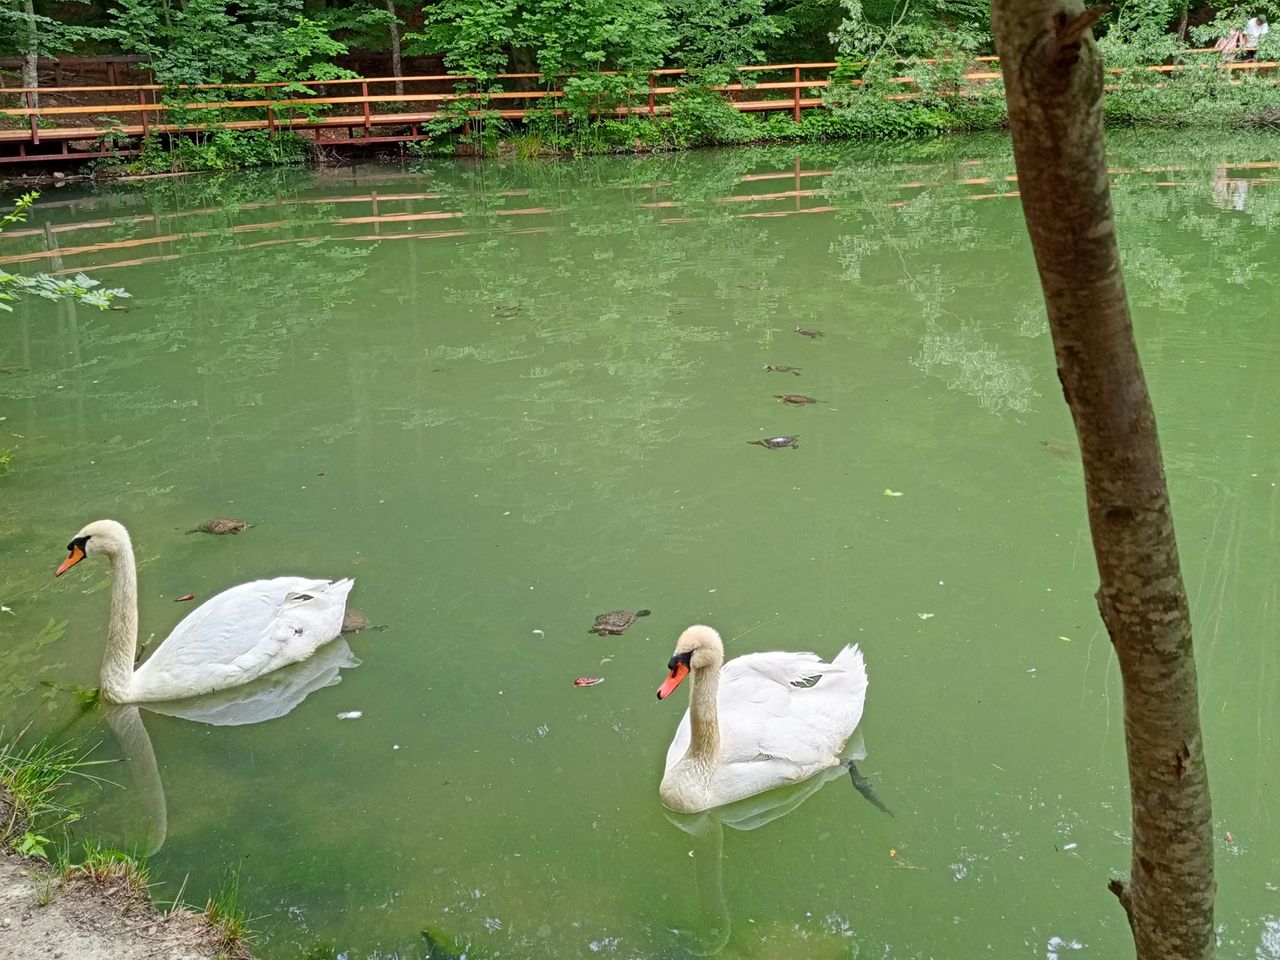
xmin=3 ymin=131 xmax=1280 ymax=960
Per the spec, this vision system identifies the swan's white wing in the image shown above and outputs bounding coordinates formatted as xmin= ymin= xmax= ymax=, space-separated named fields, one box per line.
xmin=130 ymin=577 xmax=353 ymax=701
xmin=665 ymin=645 xmax=868 ymax=808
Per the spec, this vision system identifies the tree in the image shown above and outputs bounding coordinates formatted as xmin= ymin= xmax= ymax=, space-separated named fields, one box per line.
xmin=990 ymin=3 xmax=1214 ymax=959
xmin=0 ymin=0 xmax=111 ymax=110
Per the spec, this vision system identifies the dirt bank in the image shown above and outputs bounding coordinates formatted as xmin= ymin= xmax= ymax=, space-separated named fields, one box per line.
xmin=0 ymin=848 xmax=246 ymax=960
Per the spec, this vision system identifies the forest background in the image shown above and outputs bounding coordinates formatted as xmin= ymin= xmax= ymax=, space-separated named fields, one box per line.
xmin=2 ymin=0 xmax=1280 ymax=163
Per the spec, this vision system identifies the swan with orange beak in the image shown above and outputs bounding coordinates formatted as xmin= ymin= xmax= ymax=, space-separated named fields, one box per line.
xmin=655 ymin=625 xmax=872 ymax=814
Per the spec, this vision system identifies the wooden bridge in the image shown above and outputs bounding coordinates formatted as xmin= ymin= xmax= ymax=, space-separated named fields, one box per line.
xmin=0 ymin=53 xmax=1275 ymax=165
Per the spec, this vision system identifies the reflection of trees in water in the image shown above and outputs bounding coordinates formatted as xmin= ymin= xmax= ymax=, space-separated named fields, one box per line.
xmin=912 ymin=319 xmax=1039 ymax=414
xmin=823 ymin=147 xmax=1043 ymax=411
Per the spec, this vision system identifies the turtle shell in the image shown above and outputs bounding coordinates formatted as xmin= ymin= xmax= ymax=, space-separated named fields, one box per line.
xmin=775 ymin=394 xmax=819 ymax=405
xmin=190 ymin=518 xmax=248 ymax=535
xmin=589 ymin=609 xmax=651 ymax=635
xmin=749 ymin=435 xmax=800 ymax=449
xmin=341 ymin=610 xmax=371 ymax=634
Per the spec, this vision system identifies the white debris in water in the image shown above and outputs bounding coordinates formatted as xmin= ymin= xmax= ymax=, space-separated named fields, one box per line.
xmin=392 ymin=744 xmax=401 ymax=750
xmin=950 ymin=862 xmax=968 ymax=881
xmin=589 ymin=937 xmax=620 ymax=952
xmin=917 ymin=612 xmax=935 ymax=620
xmin=823 ymin=914 xmax=855 ymax=938
xmin=1046 ymin=936 xmax=1084 ymax=959
xmin=1062 ymin=842 xmax=1078 ymax=851
xmin=532 ymin=629 xmax=545 ymax=637
xmin=484 ymin=917 xmax=503 ymax=932
xmin=336 ymin=711 xmax=363 ymax=720
xmin=537 ymin=724 xmax=549 ymax=738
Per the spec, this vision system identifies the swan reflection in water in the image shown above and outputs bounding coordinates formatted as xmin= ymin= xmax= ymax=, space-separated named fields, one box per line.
xmin=103 ymin=637 xmax=360 ymax=855
xmin=663 ymin=729 xmax=889 ymax=957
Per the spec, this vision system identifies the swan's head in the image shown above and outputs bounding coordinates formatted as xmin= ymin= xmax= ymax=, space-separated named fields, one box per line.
xmin=657 ymin=625 xmax=724 ymax=700
xmin=56 ymin=519 xmax=131 ymax=576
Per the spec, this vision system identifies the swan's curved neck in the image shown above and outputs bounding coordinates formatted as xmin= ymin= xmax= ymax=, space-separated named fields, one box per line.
xmin=100 ymin=542 xmax=138 ymax=703
xmin=685 ymin=660 xmax=722 ymax=764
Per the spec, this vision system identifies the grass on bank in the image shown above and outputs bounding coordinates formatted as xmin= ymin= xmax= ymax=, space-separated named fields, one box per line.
xmin=0 ymin=728 xmax=255 ymax=959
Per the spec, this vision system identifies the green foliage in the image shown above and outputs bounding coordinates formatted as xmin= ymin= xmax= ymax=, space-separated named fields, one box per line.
xmin=1097 ymin=0 xmax=1181 ymax=66
xmin=110 ymin=0 xmax=352 ymax=86
xmin=409 ymin=0 xmax=673 ymax=78
xmin=121 ymin=130 xmax=310 ymax=173
xmin=663 ymin=0 xmax=780 ymax=69
xmin=1 ymin=194 xmax=131 ymax=312
xmin=0 ymin=728 xmax=106 ymax=850
xmin=0 ymin=1 xmax=114 ymax=62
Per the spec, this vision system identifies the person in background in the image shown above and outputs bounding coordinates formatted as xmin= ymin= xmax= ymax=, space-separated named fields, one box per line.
xmin=1242 ymin=14 xmax=1269 ymax=60
xmin=1216 ymin=26 xmax=1244 ymax=59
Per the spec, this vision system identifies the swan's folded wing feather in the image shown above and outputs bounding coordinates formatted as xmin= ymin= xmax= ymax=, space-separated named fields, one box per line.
xmin=132 ymin=577 xmax=351 ymax=698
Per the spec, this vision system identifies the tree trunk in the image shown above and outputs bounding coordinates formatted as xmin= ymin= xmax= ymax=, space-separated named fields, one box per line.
xmin=384 ymin=0 xmax=404 ymax=98
xmin=1176 ymin=1 xmax=1189 ymax=42
xmin=21 ymin=0 xmax=39 ymax=111
xmin=989 ymin=3 xmax=1215 ymax=959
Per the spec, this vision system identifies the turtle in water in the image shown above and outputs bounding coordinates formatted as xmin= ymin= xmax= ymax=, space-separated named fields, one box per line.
xmin=492 ymin=305 xmax=521 ymax=318
xmin=1040 ymin=439 xmax=1075 ymax=459
xmin=589 ymin=608 xmax=651 ymax=636
xmin=341 ymin=609 xmax=387 ymax=634
xmin=187 ymin=518 xmax=250 ymax=535
xmin=795 ymin=326 xmax=825 ymax=338
xmin=774 ymin=394 xmax=821 ymax=406
xmin=749 ymin=435 xmax=800 ymax=450
xmin=763 ymin=364 xmax=801 ymax=375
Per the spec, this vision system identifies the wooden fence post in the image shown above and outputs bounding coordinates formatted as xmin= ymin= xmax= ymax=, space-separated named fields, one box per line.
xmin=793 ymin=66 xmax=802 ymax=122
xmin=648 ymin=73 xmax=655 ymax=116
xmin=27 ymin=91 xmax=39 ymax=146
xmin=362 ymin=80 xmax=371 ymax=136
xmin=137 ymin=89 xmax=151 ymax=140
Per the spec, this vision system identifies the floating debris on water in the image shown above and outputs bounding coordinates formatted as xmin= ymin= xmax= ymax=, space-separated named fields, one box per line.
xmin=795 ymin=326 xmax=826 ymax=338
xmin=532 ymin=628 xmax=545 ymax=637
xmin=174 ymin=594 xmax=196 ymax=602
xmin=884 ymin=489 xmax=904 ymax=497
xmin=574 ymin=677 xmax=605 ymax=687
xmin=337 ymin=711 xmax=363 ymax=720
xmin=492 ymin=306 xmax=522 ymax=318
xmin=763 ymin=364 xmax=801 ymax=375
xmin=917 ymin=612 xmax=935 ymax=620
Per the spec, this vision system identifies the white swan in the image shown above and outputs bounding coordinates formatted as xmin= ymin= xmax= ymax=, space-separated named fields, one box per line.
xmin=56 ymin=519 xmax=354 ymax=704
xmin=656 ymin=624 xmax=868 ymax=814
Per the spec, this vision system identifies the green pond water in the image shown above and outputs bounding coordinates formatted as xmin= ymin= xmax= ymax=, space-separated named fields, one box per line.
xmin=3 ymin=131 xmax=1280 ymax=960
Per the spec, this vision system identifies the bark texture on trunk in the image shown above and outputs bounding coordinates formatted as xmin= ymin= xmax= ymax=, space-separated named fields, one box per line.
xmin=989 ymin=3 xmax=1215 ymax=959
xmin=21 ymin=0 xmax=39 ymax=110
xmin=384 ymin=0 xmax=403 ymax=97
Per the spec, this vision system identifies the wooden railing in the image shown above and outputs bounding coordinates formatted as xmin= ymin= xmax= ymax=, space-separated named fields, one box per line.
xmin=1 ymin=52 xmax=1276 ymax=164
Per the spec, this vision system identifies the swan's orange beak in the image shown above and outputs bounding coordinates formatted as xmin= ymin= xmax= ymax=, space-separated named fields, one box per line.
xmin=657 ymin=661 xmax=690 ymax=700
xmin=56 ymin=544 xmax=85 ymax=577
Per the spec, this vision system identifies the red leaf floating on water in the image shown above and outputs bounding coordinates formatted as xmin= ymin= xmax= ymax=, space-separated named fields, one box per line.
xmin=573 ymin=677 xmax=604 ymax=687
xmin=175 ymin=594 xmax=196 ymax=602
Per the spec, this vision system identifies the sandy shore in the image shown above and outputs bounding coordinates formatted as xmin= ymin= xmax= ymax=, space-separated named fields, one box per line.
xmin=0 ymin=849 xmax=245 ymax=960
